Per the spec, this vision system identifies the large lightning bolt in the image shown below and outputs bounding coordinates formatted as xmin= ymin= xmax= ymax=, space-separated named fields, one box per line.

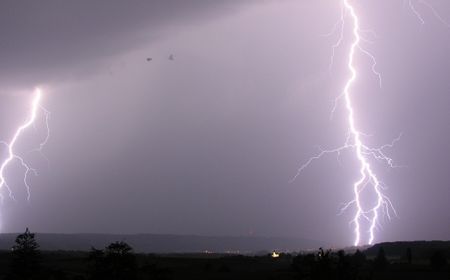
xmin=292 ymin=1 xmax=399 ymax=246
xmin=295 ymin=0 xmax=448 ymax=246
xmin=0 ymin=88 xmax=50 ymax=206
xmin=341 ymin=0 xmax=387 ymax=246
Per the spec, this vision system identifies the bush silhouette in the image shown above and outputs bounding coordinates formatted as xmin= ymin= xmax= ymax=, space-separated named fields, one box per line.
xmin=352 ymin=249 xmax=366 ymax=268
xmin=10 ymin=228 xmax=41 ymax=280
xmin=406 ymin=247 xmax=412 ymax=264
xmin=105 ymin=241 xmax=137 ymax=280
xmin=373 ymin=247 xmax=388 ymax=270
xmin=87 ymin=241 xmax=137 ymax=280
xmin=87 ymin=247 xmax=107 ymax=280
xmin=429 ymin=251 xmax=447 ymax=271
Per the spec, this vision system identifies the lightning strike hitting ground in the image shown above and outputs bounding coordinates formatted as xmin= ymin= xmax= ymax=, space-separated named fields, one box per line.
xmin=0 ymin=88 xmax=50 ymax=205
xmin=293 ymin=1 xmax=400 ymax=246
xmin=293 ymin=0 xmax=450 ymax=246
xmin=340 ymin=0 xmax=389 ymax=247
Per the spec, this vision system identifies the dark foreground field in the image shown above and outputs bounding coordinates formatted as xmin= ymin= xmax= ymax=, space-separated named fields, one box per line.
xmin=0 ymin=248 xmax=449 ymax=280
xmin=0 ymin=252 xmax=297 ymax=280
xmin=1 ymin=230 xmax=450 ymax=279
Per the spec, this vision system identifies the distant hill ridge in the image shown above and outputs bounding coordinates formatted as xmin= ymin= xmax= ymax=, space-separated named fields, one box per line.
xmin=365 ymin=241 xmax=450 ymax=258
xmin=0 ymin=233 xmax=327 ymax=253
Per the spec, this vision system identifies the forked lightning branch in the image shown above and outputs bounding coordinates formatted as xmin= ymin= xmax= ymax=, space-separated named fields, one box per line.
xmin=294 ymin=0 xmax=448 ymax=246
xmin=0 ymin=89 xmax=50 ymax=206
xmin=294 ymin=0 xmax=396 ymax=247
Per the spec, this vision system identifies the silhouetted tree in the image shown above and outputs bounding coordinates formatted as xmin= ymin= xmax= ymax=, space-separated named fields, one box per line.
xmin=292 ymin=248 xmax=338 ymax=280
xmin=10 ymin=228 xmax=41 ymax=280
xmin=336 ymin=250 xmax=353 ymax=280
xmin=352 ymin=250 xmax=366 ymax=269
xmin=406 ymin=247 xmax=412 ymax=264
xmin=430 ymin=251 xmax=447 ymax=271
xmin=374 ymin=247 xmax=388 ymax=270
xmin=104 ymin=241 xmax=137 ymax=280
xmin=346 ymin=250 xmax=367 ymax=280
xmin=87 ymin=242 xmax=137 ymax=280
xmin=316 ymin=247 xmax=334 ymax=279
xmin=87 ymin=247 xmax=107 ymax=280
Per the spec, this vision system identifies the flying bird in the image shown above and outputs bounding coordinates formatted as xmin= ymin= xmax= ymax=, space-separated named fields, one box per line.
xmin=168 ymin=54 xmax=175 ymax=61
xmin=146 ymin=58 xmax=152 ymax=62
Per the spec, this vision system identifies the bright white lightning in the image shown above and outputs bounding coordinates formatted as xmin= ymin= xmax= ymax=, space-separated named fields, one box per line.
xmin=342 ymin=0 xmax=387 ymax=246
xmin=0 ymin=88 xmax=50 ymax=204
xmin=295 ymin=0 xmax=450 ymax=246
xmin=293 ymin=1 xmax=399 ymax=246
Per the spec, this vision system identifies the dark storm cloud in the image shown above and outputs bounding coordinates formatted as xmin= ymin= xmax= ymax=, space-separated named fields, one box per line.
xmin=0 ymin=0 xmax=257 ymax=87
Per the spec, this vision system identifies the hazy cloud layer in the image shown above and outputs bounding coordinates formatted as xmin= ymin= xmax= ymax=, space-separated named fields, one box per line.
xmin=0 ymin=1 xmax=449 ymax=246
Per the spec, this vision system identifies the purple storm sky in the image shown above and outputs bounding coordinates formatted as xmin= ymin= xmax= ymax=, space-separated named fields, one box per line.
xmin=0 ymin=0 xmax=449 ymax=246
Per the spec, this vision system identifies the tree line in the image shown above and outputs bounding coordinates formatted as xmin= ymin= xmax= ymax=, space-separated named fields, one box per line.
xmin=5 ymin=228 xmax=139 ymax=280
xmin=3 ymin=228 xmax=449 ymax=280
xmin=291 ymin=246 xmax=448 ymax=280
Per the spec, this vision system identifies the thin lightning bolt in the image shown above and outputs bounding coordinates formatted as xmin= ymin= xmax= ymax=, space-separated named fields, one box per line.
xmin=0 ymin=88 xmax=50 ymax=205
xmin=292 ymin=1 xmax=399 ymax=246
xmin=407 ymin=0 xmax=450 ymax=28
